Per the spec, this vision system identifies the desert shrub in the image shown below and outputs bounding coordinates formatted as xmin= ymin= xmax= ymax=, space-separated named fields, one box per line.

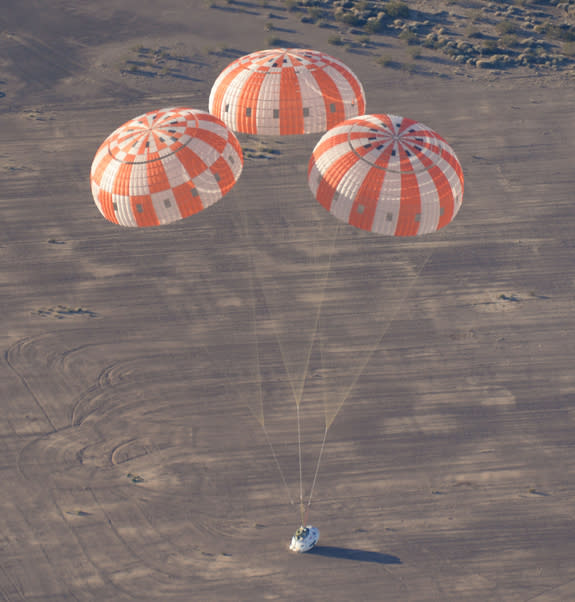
xmin=469 ymin=9 xmax=483 ymax=23
xmin=533 ymin=23 xmax=546 ymax=34
xmin=481 ymin=39 xmax=499 ymax=55
xmin=307 ymin=7 xmax=323 ymax=20
xmin=385 ymin=1 xmax=409 ymax=19
xmin=284 ymin=0 xmax=299 ymax=12
xmin=328 ymin=34 xmax=345 ymax=46
xmin=354 ymin=0 xmax=370 ymax=10
xmin=476 ymin=57 xmax=502 ymax=69
xmin=457 ymin=0 xmax=483 ymax=7
xmin=496 ymin=20 xmax=521 ymax=35
xmin=399 ymin=29 xmax=419 ymax=45
xmin=364 ymin=17 xmax=386 ymax=34
xmin=375 ymin=54 xmax=393 ymax=67
xmin=502 ymin=33 xmax=522 ymax=48
xmin=336 ymin=11 xmax=363 ymax=26
xmin=422 ymin=32 xmax=438 ymax=48
xmin=409 ymin=46 xmax=422 ymax=59
xmin=545 ymin=23 xmax=575 ymax=42
xmin=466 ymin=26 xmax=483 ymax=38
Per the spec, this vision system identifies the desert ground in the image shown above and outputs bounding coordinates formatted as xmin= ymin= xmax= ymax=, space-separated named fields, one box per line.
xmin=1 ymin=1 xmax=575 ymax=600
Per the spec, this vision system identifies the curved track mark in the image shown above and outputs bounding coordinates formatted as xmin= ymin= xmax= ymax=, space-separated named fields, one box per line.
xmin=4 ymin=335 xmax=58 ymax=432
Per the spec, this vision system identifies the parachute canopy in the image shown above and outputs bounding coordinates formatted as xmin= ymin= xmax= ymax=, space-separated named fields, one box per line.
xmin=308 ymin=114 xmax=464 ymax=236
xmin=209 ymin=48 xmax=366 ymax=136
xmin=90 ymin=107 xmax=243 ymax=227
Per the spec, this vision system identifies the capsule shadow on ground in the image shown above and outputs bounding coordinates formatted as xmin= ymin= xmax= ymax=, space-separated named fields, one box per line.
xmin=309 ymin=546 xmax=401 ymax=564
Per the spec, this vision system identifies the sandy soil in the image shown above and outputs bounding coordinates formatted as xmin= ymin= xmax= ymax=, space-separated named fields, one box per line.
xmin=1 ymin=1 xmax=575 ymax=600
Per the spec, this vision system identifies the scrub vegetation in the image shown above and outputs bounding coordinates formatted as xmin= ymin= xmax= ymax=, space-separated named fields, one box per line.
xmin=268 ymin=0 xmax=575 ymax=72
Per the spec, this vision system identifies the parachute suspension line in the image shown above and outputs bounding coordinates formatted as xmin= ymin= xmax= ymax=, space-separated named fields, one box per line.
xmin=253 ymin=406 xmax=296 ymax=508
xmin=245 ymin=247 xmax=300 ymax=407
xmin=240 ymin=208 xmax=296 ymax=508
xmin=252 ymin=280 xmax=296 ymax=506
xmin=296 ymin=399 xmax=305 ymax=525
xmin=305 ymin=425 xmax=329 ymax=514
xmin=301 ymin=251 xmax=435 ymax=517
xmin=293 ymin=223 xmax=339 ymax=525
xmin=246 ymin=240 xmax=266 ymax=425
xmin=294 ymin=222 xmax=340 ymax=407
xmin=254 ymin=221 xmax=339 ymax=410
xmin=239 ymin=206 xmax=340 ymax=523
xmin=328 ymin=250 xmax=435 ymax=428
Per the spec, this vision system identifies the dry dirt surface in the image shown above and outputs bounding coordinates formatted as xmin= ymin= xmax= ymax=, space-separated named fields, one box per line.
xmin=1 ymin=1 xmax=575 ymax=600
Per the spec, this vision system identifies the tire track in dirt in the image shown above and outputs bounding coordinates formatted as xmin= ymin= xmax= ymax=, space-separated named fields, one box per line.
xmin=2 ymin=32 xmax=80 ymax=91
xmin=0 ymin=563 xmax=25 ymax=601
xmin=4 ymin=334 xmax=58 ymax=432
xmin=5 ymin=329 xmax=266 ymax=594
xmin=48 ymin=484 xmax=142 ymax=601
xmin=11 ymin=359 xmax=178 ymax=596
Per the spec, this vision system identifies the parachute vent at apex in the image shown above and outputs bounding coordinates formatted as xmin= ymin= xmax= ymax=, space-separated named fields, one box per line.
xmin=209 ymin=48 xmax=366 ymax=136
xmin=308 ymin=114 xmax=464 ymax=236
xmin=90 ymin=107 xmax=243 ymax=227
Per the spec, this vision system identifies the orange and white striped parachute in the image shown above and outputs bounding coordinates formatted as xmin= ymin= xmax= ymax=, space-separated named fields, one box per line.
xmin=209 ymin=48 xmax=366 ymax=136
xmin=90 ymin=107 xmax=243 ymax=227
xmin=308 ymin=114 xmax=464 ymax=236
